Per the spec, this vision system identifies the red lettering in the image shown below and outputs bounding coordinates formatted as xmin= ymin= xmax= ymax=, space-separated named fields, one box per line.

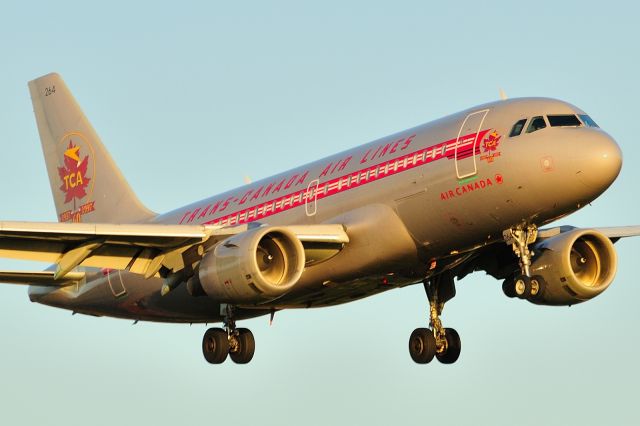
xmin=377 ymin=143 xmax=391 ymax=158
xmin=179 ymin=211 xmax=190 ymax=224
xmin=284 ymin=175 xmax=297 ymax=190
xmin=338 ymin=156 xmax=352 ymax=171
xmin=402 ymin=135 xmax=415 ymax=150
xmin=272 ymin=179 xmax=285 ymax=194
xmin=209 ymin=200 xmax=222 ymax=216
xmin=251 ymin=186 xmax=263 ymax=201
xmin=188 ymin=208 xmax=201 ymax=222
xmin=360 ymin=149 xmax=371 ymax=164
xmin=319 ymin=163 xmax=332 ymax=178
xmin=220 ymin=196 xmax=234 ymax=212
xmin=239 ymin=190 xmax=253 ymax=204
xmin=198 ymin=204 xmax=211 ymax=218
xmin=262 ymin=183 xmax=274 ymax=197
xmin=296 ymin=171 xmax=308 ymax=185
xmin=389 ymin=140 xmax=401 ymax=154
xmin=371 ymin=146 xmax=381 ymax=159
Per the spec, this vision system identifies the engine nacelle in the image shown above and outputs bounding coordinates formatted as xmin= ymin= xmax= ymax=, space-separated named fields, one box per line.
xmin=198 ymin=226 xmax=305 ymax=304
xmin=530 ymin=229 xmax=617 ymax=305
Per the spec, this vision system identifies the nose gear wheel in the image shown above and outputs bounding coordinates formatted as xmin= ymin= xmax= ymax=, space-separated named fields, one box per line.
xmin=502 ymin=224 xmax=546 ymax=301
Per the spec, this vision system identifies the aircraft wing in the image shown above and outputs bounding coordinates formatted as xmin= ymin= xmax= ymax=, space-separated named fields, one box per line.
xmin=537 ymin=225 xmax=640 ymax=242
xmin=0 ymin=270 xmax=85 ymax=287
xmin=593 ymin=226 xmax=640 ymax=240
xmin=0 ymin=221 xmax=348 ymax=280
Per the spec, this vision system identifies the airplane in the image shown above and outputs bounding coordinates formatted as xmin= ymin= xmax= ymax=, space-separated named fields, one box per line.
xmin=0 ymin=72 xmax=634 ymax=365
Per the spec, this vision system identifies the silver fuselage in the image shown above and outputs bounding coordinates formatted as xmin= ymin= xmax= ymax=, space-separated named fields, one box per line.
xmin=30 ymin=97 xmax=622 ymax=322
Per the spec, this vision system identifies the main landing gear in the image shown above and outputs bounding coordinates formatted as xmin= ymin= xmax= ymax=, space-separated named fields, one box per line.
xmin=502 ymin=224 xmax=546 ymax=301
xmin=409 ymin=272 xmax=462 ymax=364
xmin=202 ymin=305 xmax=255 ymax=364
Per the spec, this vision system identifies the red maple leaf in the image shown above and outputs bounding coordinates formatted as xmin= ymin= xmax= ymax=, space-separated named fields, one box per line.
xmin=483 ymin=132 xmax=501 ymax=153
xmin=58 ymin=141 xmax=90 ymax=204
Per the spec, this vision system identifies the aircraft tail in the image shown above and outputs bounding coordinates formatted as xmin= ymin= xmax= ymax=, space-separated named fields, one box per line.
xmin=28 ymin=73 xmax=156 ymax=223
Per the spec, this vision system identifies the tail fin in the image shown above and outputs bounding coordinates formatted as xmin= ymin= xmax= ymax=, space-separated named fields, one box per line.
xmin=28 ymin=73 xmax=155 ymax=224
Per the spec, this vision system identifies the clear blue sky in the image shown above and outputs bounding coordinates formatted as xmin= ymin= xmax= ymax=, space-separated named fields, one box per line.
xmin=1 ymin=1 xmax=639 ymax=425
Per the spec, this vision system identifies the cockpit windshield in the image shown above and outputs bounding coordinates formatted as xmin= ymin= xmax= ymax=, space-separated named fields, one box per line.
xmin=579 ymin=114 xmax=599 ymax=128
xmin=548 ymin=115 xmax=581 ymax=127
xmin=509 ymin=112 xmax=598 ymax=137
xmin=526 ymin=116 xmax=547 ymax=133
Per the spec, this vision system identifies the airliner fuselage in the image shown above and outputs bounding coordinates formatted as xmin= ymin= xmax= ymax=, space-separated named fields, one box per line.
xmin=29 ymin=97 xmax=621 ymax=324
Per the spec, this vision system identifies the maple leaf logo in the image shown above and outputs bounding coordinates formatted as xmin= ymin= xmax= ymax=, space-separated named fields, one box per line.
xmin=58 ymin=140 xmax=91 ymax=204
xmin=482 ymin=131 xmax=501 ymax=153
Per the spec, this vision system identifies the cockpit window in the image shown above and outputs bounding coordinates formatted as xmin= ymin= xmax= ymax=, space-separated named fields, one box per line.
xmin=509 ymin=119 xmax=527 ymax=137
xmin=548 ymin=114 xmax=582 ymax=127
xmin=579 ymin=114 xmax=599 ymax=128
xmin=526 ymin=116 xmax=547 ymax=133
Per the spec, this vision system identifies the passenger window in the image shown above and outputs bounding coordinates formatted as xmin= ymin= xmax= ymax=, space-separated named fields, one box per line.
xmin=509 ymin=119 xmax=527 ymax=137
xmin=548 ymin=115 xmax=581 ymax=127
xmin=526 ymin=116 xmax=547 ymax=133
xmin=579 ymin=114 xmax=599 ymax=128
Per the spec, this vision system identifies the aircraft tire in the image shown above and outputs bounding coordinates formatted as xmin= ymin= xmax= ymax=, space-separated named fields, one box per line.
xmin=230 ymin=328 xmax=255 ymax=364
xmin=202 ymin=328 xmax=229 ymax=364
xmin=514 ymin=275 xmax=531 ymax=299
xmin=529 ymin=275 xmax=546 ymax=300
xmin=436 ymin=328 xmax=461 ymax=364
xmin=409 ymin=328 xmax=436 ymax=364
xmin=502 ymin=278 xmax=517 ymax=298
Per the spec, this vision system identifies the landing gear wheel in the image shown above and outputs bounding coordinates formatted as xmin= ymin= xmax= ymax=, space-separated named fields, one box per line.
xmin=529 ymin=275 xmax=546 ymax=300
xmin=514 ymin=275 xmax=530 ymax=299
xmin=202 ymin=328 xmax=229 ymax=364
xmin=435 ymin=328 xmax=461 ymax=364
xmin=230 ymin=328 xmax=255 ymax=364
xmin=409 ymin=328 xmax=436 ymax=364
xmin=502 ymin=278 xmax=517 ymax=298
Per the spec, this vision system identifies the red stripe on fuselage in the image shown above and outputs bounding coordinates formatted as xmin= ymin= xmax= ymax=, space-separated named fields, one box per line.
xmin=199 ymin=129 xmax=491 ymax=226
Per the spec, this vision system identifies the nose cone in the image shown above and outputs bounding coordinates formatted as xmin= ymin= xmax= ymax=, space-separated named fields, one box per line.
xmin=572 ymin=131 xmax=622 ymax=192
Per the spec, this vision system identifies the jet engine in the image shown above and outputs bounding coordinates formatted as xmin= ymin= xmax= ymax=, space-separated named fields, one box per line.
xmin=198 ymin=226 xmax=305 ymax=304
xmin=529 ymin=229 xmax=617 ymax=305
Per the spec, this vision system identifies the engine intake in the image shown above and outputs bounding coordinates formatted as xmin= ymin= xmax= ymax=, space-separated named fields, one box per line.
xmin=198 ymin=226 xmax=305 ymax=304
xmin=530 ymin=229 xmax=617 ymax=305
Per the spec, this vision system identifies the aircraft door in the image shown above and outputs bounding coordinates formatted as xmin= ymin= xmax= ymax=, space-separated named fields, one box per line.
xmin=107 ymin=270 xmax=127 ymax=298
xmin=305 ymin=179 xmax=319 ymax=216
xmin=454 ymin=109 xmax=489 ymax=179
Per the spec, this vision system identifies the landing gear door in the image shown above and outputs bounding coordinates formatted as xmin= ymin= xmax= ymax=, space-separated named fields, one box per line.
xmin=454 ymin=109 xmax=489 ymax=179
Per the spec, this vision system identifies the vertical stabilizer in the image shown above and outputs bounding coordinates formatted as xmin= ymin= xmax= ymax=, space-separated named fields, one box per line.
xmin=28 ymin=73 xmax=155 ymax=223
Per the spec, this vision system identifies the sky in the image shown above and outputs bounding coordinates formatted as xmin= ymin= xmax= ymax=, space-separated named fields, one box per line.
xmin=1 ymin=1 xmax=639 ymax=425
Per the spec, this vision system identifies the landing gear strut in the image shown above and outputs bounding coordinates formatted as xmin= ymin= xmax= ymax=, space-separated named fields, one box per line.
xmin=202 ymin=305 xmax=255 ymax=364
xmin=502 ymin=224 xmax=546 ymax=300
xmin=409 ymin=272 xmax=461 ymax=364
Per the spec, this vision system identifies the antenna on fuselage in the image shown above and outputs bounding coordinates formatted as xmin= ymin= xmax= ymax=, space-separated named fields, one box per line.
xmin=499 ymin=88 xmax=508 ymax=100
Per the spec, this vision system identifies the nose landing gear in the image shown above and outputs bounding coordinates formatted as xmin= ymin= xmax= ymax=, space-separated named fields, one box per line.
xmin=409 ymin=272 xmax=462 ymax=364
xmin=202 ymin=305 xmax=255 ymax=364
xmin=502 ymin=224 xmax=546 ymax=301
